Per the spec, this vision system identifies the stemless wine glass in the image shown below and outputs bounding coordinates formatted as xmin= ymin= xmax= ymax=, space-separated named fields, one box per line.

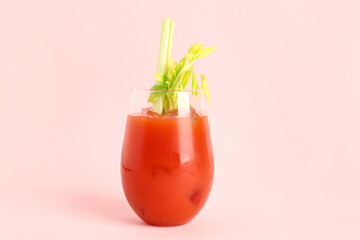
xmin=121 ymin=89 xmax=214 ymax=226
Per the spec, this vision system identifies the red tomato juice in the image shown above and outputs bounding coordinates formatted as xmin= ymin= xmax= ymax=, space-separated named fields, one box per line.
xmin=121 ymin=113 xmax=214 ymax=226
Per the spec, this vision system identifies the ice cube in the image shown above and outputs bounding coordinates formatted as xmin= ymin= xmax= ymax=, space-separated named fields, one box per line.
xmin=161 ymin=109 xmax=178 ymax=119
xmin=141 ymin=107 xmax=160 ymax=118
xmin=190 ymin=106 xmax=199 ymax=122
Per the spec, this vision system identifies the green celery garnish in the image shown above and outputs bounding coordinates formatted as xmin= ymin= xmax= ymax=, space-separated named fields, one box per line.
xmin=149 ymin=17 xmax=215 ymax=114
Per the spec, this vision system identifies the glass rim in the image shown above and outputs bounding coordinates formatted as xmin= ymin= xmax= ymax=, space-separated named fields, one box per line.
xmin=131 ymin=88 xmax=204 ymax=93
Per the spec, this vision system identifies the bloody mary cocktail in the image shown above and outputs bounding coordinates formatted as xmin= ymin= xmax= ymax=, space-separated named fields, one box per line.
xmin=121 ymin=16 xmax=215 ymax=226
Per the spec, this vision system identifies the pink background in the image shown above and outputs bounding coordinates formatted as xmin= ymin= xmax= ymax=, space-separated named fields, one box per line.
xmin=1 ymin=0 xmax=360 ymax=239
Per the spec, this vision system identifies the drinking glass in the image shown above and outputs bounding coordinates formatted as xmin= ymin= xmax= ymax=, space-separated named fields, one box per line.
xmin=121 ymin=89 xmax=214 ymax=226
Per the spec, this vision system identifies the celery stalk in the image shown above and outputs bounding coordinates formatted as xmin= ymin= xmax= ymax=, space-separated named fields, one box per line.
xmin=165 ymin=20 xmax=175 ymax=74
xmin=153 ymin=17 xmax=175 ymax=114
xmin=156 ymin=17 xmax=171 ymax=75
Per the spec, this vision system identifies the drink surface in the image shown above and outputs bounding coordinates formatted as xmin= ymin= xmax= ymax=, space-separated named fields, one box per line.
xmin=121 ymin=111 xmax=214 ymax=226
